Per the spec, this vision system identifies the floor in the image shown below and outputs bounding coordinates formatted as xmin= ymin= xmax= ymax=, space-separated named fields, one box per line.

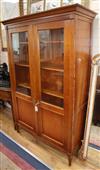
xmin=1 ymin=152 xmax=22 ymax=170
xmin=89 ymin=125 xmax=100 ymax=147
xmin=0 ymin=107 xmax=100 ymax=170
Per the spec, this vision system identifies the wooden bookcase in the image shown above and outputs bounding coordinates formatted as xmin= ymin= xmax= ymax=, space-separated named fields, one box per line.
xmin=2 ymin=4 xmax=96 ymax=165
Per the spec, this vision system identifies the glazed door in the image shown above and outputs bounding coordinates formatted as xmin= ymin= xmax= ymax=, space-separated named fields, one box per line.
xmin=9 ymin=27 xmax=37 ymax=133
xmin=34 ymin=20 xmax=75 ymax=150
xmin=34 ymin=22 xmax=66 ymax=148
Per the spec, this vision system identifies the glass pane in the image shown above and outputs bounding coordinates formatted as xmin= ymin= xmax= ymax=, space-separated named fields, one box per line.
xmin=15 ymin=65 xmax=31 ymax=95
xmin=42 ymin=93 xmax=64 ymax=108
xmin=12 ymin=32 xmax=30 ymax=96
xmin=12 ymin=32 xmax=29 ymax=65
xmin=39 ymin=28 xmax=64 ymax=107
xmin=39 ymin=29 xmax=64 ymax=69
xmin=41 ymin=69 xmax=63 ymax=96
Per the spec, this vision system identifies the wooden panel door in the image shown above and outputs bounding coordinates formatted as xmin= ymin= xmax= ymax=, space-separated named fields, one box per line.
xmin=33 ymin=21 xmax=75 ymax=150
xmin=9 ymin=27 xmax=37 ymax=133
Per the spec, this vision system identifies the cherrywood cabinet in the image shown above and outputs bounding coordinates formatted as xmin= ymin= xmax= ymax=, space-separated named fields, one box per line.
xmin=2 ymin=4 xmax=96 ymax=165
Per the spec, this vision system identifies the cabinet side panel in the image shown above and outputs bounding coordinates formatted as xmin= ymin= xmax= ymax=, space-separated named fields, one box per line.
xmin=74 ymin=19 xmax=91 ymax=150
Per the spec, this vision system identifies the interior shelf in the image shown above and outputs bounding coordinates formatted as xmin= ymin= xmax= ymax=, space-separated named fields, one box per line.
xmin=17 ymin=83 xmax=30 ymax=89
xmin=41 ymin=62 xmax=64 ymax=70
xmin=96 ymin=89 xmax=100 ymax=94
xmin=15 ymin=63 xmax=29 ymax=67
xmin=19 ymin=42 xmax=28 ymax=44
xmin=42 ymin=89 xmax=63 ymax=99
xmin=40 ymin=41 xmax=64 ymax=44
xmin=41 ymin=67 xmax=64 ymax=72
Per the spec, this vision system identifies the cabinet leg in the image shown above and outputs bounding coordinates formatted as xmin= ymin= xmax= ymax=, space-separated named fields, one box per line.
xmin=15 ymin=124 xmax=20 ymax=132
xmin=68 ymin=155 xmax=72 ymax=166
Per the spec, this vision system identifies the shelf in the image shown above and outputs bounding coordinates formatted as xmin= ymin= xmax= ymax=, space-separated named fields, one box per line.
xmin=41 ymin=62 xmax=64 ymax=70
xmin=96 ymin=89 xmax=100 ymax=94
xmin=17 ymin=83 xmax=30 ymax=89
xmin=40 ymin=41 xmax=64 ymax=44
xmin=41 ymin=67 xmax=64 ymax=72
xmin=15 ymin=63 xmax=29 ymax=67
xmin=19 ymin=42 xmax=28 ymax=44
xmin=42 ymin=89 xmax=63 ymax=99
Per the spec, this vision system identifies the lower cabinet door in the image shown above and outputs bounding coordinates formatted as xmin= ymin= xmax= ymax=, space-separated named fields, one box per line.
xmin=16 ymin=97 xmax=36 ymax=132
xmin=39 ymin=103 xmax=65 ymax=149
